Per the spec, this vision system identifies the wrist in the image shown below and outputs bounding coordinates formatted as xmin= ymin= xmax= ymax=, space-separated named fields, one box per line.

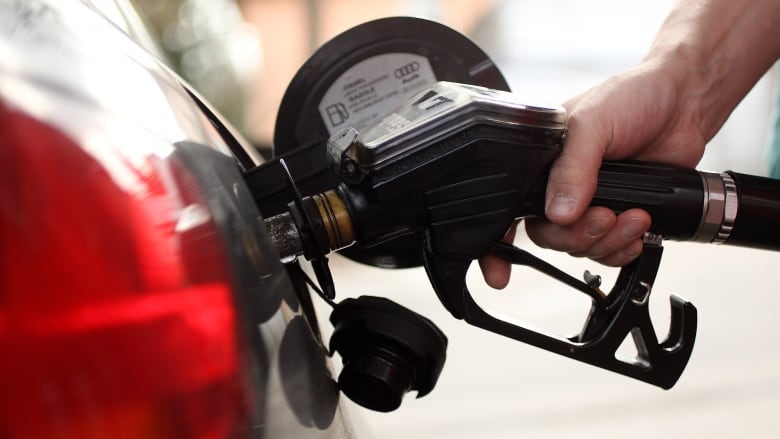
xmin=640 ymin=41 xmax=707 ymax=138
xmin=640 ymin=0 xmax=780 ymax=141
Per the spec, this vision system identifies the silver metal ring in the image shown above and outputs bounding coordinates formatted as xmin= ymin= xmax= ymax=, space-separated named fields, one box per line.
xmin=714 ymin=173 xmax=738 ymax=243
xmin=694 ymin=171 xmax=726 ymax=243
xmin=694 ymin=171 xmax=739 ymax=243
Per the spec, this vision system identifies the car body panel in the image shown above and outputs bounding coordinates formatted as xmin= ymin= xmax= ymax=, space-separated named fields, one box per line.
xmin=0 ymin=0 xmax=354 ymax=437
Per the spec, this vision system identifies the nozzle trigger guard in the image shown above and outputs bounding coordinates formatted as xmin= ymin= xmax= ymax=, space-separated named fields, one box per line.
xmin=422 ymin=241 xmax=697 ymax=389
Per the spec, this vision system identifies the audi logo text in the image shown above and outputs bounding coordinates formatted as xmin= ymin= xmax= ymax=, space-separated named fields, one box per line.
xmin=394 ymin=61 xmax=420 ymax=78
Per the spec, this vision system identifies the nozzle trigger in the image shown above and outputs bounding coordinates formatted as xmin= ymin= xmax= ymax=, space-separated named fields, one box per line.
xmin=423 ymin=241 xmax=696 ymax=389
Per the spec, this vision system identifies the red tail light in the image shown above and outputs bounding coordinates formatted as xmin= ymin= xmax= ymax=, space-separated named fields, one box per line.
xmin=0 ymin=103 xmax=251 ymax=438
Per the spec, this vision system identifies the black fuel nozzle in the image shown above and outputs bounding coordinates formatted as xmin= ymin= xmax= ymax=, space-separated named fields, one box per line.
xmin=256 ymin=81 xmax=780 ymax=390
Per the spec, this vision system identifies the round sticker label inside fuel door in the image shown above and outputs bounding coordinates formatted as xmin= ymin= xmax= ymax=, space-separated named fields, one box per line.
xmin=318 ymin=53 xmax=437 ymax=134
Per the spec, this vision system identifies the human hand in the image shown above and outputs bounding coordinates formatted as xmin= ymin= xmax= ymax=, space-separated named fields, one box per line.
xmin=481 ymin=62 xmax=706 ymax=289
xmin=479 ymin=0 xmax=780 ymax=290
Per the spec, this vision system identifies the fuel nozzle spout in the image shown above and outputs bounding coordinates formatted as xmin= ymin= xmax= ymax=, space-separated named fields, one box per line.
xmin=265 ymin=189 xmax=356 ymax=263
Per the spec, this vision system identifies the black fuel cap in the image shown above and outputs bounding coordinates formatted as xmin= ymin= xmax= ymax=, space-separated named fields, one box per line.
xmin=329 ymin=296 xmax=448 ymax=412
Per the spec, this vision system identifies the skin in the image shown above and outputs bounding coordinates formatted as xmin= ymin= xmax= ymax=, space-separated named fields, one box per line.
xmin=481 ymin=0 xmax=780 ymax=289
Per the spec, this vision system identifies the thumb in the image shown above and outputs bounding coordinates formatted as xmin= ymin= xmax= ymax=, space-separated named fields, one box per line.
xmin=545 ymin=110 xmax=606 ymax=225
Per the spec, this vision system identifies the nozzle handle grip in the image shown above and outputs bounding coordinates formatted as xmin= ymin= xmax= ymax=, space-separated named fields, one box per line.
xmin=593 ymin=161 xmax=705 ymax=241
xmin=592 ymin=161 xmax=780 ymax=251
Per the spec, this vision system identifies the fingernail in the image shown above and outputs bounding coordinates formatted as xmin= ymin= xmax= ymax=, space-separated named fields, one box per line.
xmin=586 ymin=216 xmax=612 ymax=237
xmin=622 ymin=219 xmax=648 ymax=239
xmin=546 ymin=194 xmax=576 ymax=219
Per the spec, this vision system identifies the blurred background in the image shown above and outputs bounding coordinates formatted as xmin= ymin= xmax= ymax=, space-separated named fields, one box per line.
xmin=128 ymin=1 xmax=779 ymax=437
